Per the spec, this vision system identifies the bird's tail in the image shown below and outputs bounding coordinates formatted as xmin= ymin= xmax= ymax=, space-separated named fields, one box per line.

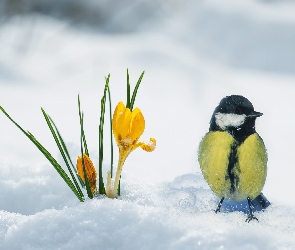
xmin=251 ymin=193 xmax=271 ymax=209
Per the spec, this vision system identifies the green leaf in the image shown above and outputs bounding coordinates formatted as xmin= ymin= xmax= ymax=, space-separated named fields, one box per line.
xmin=98 ymin=74 xmax=110 ymax=195
xmin=118 ymin=179 xmax=121 ymax=196
xmin=126 ymin=69 xmax=131 ymax=109
xmin=0 ymin=106 xmax=84 ymax=202
xmin=78 ymin=95 xmax=89 ymax=157
xmin=41 ymin=108 xmax=84 ymax=198
xmin=48 ymin=116 xmax=85 ymax=188
xmin=107 ymin=83 xmax=114 ymax=177
xmin=49 ymin=117 xmax=75 ymax=169
xmin=78 ymin=97 xmax=93 ymax=199
xmin=80 ymin=139 xmax=93 ymax=199
xmin=130 ymin=70 xmax=145 ymax=111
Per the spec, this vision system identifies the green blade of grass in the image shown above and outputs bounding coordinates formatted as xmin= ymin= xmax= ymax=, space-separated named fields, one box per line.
xmin=0 ymin=106 xmax=84 ymax=202
xmin=80 ymin=129 xmax=93 ymax=199
xmin=49 ymin=116 xmax=75 ymax=168
xmin=78 ymin=98 xmax=93 ymax=199
xmin=41 ymin=108 xmax=84 ymax=198
xmin=130 ymin=70 xmax=145 ymax=111
xmin=107 ymin=83 xmax=114 ymax=177
xmin=48 ymin=116 xmax=85 ymax=188
xmin=126 ymin=69 xmax=131 ymax=109
xmin=98 ymin=75 xmax=110 ymax=195
xmin=78 ymin=95 xmax=89 ymax=157
xmin=118 ymin=179 xmax=121 ymax=196
xmin=98 ymin=97 xmax=106 ymax=194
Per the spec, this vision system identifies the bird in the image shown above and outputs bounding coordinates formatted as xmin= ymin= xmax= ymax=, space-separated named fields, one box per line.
xmin=198 ymin=95 xmax=269 ymax=222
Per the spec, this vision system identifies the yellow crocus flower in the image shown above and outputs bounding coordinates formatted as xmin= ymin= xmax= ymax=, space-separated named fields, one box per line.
xmin=106 ymin=101 xmax=156 ymax=198
xmin=76 ymin=154 xmax=97 ymax=195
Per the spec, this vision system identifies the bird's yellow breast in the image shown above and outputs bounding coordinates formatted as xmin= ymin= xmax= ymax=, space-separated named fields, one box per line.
xmin=198 ymin=131 xmax=267 ymax=201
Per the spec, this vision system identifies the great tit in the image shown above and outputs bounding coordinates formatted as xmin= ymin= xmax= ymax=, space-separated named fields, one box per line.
xmin=198 ymin=95 xmax=269 ymax=222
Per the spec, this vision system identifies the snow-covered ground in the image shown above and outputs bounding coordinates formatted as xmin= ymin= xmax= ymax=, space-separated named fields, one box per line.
xmin=1 ymin=0 xmax=295 ymax=249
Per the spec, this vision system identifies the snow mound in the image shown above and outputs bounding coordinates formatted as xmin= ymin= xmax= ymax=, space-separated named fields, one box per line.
xmin=1 ymin=173 xmax=295 ymax=249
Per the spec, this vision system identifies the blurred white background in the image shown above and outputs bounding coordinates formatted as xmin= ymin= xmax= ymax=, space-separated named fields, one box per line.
xmin=2 ymin=2 xmax=295 ymax=249
xmin=1 ymin=0 xmax=295 ymax=212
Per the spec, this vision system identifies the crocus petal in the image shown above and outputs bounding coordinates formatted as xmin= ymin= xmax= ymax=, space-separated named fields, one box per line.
xmin=140 ymin=138 xmax=156 ymax=152
xmin=76 ymin=154 xmax=97 ymax=194
xmin=130 ymin=107 xmax=145 ymax=143
xmin=112 ymin=102 xmax=125 ymax=131
xmin=113 ymin=102 xmax=132 ymax=144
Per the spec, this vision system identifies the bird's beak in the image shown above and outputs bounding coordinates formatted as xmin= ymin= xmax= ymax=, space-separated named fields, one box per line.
xmin=248 ymin=111 xmax=263 ymax=117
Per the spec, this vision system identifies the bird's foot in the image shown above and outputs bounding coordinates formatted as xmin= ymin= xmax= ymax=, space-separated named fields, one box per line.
xmin=215 ymin=207 xmax=221 ymax=214
xmin=245 ymin=214 xmax=259 ymax=223
xmin=215 ymin=197 xmax=224 ymax=214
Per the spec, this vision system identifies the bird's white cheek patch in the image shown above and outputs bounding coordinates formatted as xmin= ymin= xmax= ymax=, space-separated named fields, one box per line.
xmin=215 ymin=113 xmax=246 ymax=130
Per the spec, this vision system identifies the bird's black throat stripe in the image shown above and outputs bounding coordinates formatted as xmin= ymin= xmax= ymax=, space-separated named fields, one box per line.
xmin=227 ymin=143 xmax=239 ymax=193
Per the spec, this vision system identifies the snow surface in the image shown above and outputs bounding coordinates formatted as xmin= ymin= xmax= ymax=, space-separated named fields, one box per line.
xmin=1 ymin=0 xmax=295 ymax=249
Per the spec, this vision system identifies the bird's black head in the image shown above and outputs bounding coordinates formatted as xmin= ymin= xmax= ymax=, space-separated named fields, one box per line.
xmin=209 ymin=95 xmax=263 ymax=143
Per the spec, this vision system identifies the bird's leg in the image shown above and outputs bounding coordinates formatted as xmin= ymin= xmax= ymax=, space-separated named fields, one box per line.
xmin=215 ymin=197 xmax=224 ymax=213
xmin=245 ymin=197 xmax=259 ymax=223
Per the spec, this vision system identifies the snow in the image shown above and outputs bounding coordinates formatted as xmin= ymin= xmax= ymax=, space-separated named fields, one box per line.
xmin=1 ymin=0 xmax=295 ymax=249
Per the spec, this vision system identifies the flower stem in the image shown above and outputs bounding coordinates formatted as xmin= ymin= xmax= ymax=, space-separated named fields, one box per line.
xmin=113 ymin=164 xmax=123 ymax=196
xmin=105 ymin=149 xmax=130 ymax=198
xmin=113 ymin=150 xmax=129 ymax=195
